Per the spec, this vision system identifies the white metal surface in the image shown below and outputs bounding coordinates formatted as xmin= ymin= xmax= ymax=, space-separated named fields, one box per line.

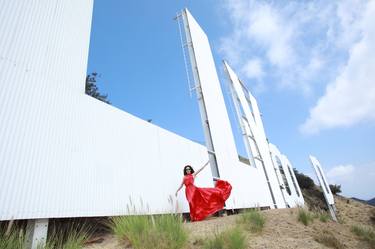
xmin=309 ymin=156 xmax=335 ymax=205
xmin=268 ymin=144 xmax=304 ymax=207
xmin=181 ymin=9 xmax=275 ymax=209
xmin=0 ymin=1 xmax=214 ymax=220
xmin=0 ymin=2 xmax=305 ymax=221
xmin=282 ymin=155 xmax=304 ymax=206
xmin=223 ymin=61 xmax=286 ymax=209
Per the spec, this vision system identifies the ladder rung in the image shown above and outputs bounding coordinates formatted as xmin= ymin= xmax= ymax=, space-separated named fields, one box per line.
xmin=183 ymin=42 xmax=192 ymax=47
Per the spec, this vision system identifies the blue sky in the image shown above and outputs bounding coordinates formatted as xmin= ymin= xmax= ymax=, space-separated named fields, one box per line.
xmin=87 ymin=0 xmax=375 ymax=200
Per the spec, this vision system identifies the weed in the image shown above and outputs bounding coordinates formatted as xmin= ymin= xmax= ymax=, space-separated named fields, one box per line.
xmin=0 ymin=228 xmax=25 ymax=249
xmin=297 ymin=209 xmax=313 ymax=226
xmin=110 ymin=214 xmax=187 ymax=249
xmin=236 ymin=209 xmax=265 ymax=233
xmin=204 ymin=227 xmax=246 ymax=249
xmin=44 ymin=221 xmax=92 ymax=249
xmin=316 ymin=211 xmax=330 ymax=223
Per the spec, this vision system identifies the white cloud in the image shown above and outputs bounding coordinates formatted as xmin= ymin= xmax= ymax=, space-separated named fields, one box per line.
xmin=300 ymin=0 xmax=375 ymax=134
xmin=219 ymin=0 xmax=334 ymax=92
xmin=326 ymin=164 xmax=354 ymax=178
xmin=244 ymin=4 xmax=295 ymax=68
xmin=325 ymin=162 xmax=375 ymax=200
xmin=220 ymin=0 xmax=374 ymax=133
xmin=241 ymin=58 xmax=264 ymax=80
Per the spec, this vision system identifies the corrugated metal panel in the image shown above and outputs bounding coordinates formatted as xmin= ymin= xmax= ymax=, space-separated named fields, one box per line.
xmin=0 ymin=1 xmax=214 ymax=220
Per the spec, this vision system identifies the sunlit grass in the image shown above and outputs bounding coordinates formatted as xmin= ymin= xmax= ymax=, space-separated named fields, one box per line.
xmin=297 ymin=209 xmax=314 ymax=226
xmin=204 ymin=227 xmax=246 ymax=249
xmin=236 ymin=209 xmax=265 ymax=233
xmin=110 ymin=214 xmax=187 ymax=249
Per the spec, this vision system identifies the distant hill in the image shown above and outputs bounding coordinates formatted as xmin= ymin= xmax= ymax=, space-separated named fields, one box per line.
xmin=351 ymin=197 xmax=375 ymax=206
xmin=368 ymin=197 xmax=375 ymax=206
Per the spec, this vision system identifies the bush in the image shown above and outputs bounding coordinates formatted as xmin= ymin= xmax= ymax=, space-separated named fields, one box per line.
xmin=351 ymin=225 xmax=375 ymax=248
xmin=313 ymin=230 xmax=345 ymax=249
xmin=204 ymin=227 xmax=246 ymax=249
xmin=294 ymin=169 xmax=315 ymax=189
xmin=236 ymin=209 xmax=265 ymax=233
xmin=297 ymin=209 xmax=314 ymax=226
xmin=329 ymin=184 xmax=342 ymax=195
xmin=110 ymin=214 xmax=187 ymax=249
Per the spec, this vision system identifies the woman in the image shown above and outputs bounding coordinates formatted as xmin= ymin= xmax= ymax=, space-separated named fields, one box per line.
xmin=175 ymin=161 xmax=232 ymax=221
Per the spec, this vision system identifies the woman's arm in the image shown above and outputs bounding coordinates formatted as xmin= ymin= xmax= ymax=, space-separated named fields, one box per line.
xmin=193 ymin=160 xmax=210 ymax=177
xmin=175 ymin=179 xmax=184 ymax=197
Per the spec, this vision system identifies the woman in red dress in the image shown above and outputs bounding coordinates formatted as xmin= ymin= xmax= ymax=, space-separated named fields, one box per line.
xmin=175 ymin=162 xmax=232 ymax=221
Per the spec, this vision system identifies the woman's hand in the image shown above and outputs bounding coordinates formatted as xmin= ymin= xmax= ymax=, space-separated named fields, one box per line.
xmin=175 ymin=179 xmax=184 ymax=197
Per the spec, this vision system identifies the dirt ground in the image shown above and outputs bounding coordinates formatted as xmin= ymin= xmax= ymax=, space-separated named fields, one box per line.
xmin=84 ymin=196 xmax=375 ymax=249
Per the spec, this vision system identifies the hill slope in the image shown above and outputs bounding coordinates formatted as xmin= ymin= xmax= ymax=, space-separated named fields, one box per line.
xmin=85 ymin=195 xmax=375 ymax=249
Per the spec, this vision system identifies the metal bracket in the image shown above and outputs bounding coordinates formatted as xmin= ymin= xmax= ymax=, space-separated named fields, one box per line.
xmin=25 ymin=219 xmax=49 ymax=249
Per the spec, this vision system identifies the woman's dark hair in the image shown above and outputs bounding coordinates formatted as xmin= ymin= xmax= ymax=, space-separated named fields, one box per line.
xmin=183 ymin=165 xmax=195 ymax=175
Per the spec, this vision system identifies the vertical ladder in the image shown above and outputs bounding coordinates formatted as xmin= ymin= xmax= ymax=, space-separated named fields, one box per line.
xmin=175 ymin=10 xmax=220 ymax=178
xmin=226 ymin=75 xmax=277 ymax=208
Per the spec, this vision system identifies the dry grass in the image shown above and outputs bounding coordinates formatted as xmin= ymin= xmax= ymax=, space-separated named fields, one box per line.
xmin=313 ymin=230 xmax=345 ymax=249
xmin=85 ymin=195 xmax=375 ymax=249
xmin=351 ymin=225 xmax=375 ymax=248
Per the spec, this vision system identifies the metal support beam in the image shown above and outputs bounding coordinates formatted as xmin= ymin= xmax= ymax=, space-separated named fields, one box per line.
xmin=25 ymin=219 xmax=49 ymax=249
xmin=328 ymin=204 xmax=338 ymax=222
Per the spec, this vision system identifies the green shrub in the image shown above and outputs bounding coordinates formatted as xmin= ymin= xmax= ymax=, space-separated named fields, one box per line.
xmin=204 ymin=227 xmax=246 ymax=249
xmin=294 ymin=169 xmax=315 ymax=189
xmin=329 ymin=184 xmax=342 ymax=195
xmin=236 ymin=209 xmax=265 ymax=233
xmin=313 ymin=230 xmax=345 ymax=249
xmin=297 ymin=209 xmax=313 ymax=226
xmin=110 ymin=214 xmax=187 ymax=249
xmin=351 ymin=225 xmax=375 ymax=248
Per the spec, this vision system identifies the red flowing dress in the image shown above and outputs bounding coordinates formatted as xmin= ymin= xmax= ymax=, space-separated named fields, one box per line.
xmin=183 ymin=174 xmax=232 ymax=221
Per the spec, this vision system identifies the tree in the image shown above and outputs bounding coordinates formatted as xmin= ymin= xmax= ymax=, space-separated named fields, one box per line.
xmin=293 ymin=168 xmax=315 ymax=189
xmin=329 ymin=184 xmax=342 ymax=195
xmin=85 ymin=72 xmax=111 ymax=104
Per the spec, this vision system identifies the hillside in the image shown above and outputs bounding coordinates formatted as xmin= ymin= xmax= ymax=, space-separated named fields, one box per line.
xmin=368 ymin=198 xmax=375 ymax=206
xmin=84 ymin=194 xmax=375 ymax=249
